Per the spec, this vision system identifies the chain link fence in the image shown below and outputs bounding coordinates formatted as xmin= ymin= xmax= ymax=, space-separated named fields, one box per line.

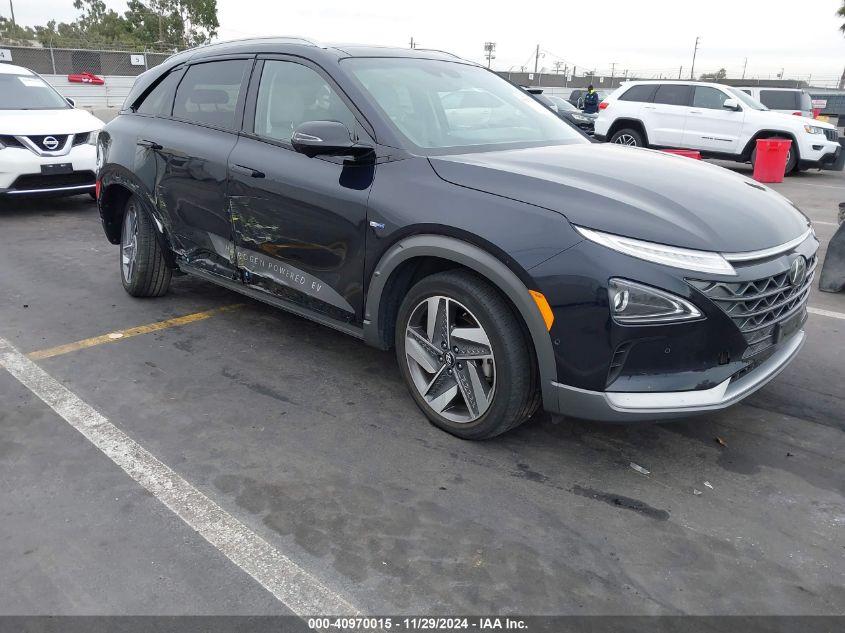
xmin=0 ymin=41 xmax=178 ymax=76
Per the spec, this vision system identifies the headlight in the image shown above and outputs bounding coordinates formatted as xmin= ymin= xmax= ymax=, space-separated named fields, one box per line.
xmin=804 ymin=124 xmax=825 ymax=135
xmin=575 ymin=226 xmax=736 ymax=275
xmin=87 ymin=130 xmax=100 ymax=145
xmin=608 ymin=278 xmax=702 ymax=324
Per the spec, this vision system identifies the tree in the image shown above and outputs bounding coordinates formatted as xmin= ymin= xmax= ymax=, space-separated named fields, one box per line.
xmin=21 ymin=0 xmax=218 ymax=50
xmin=125 ymin=0 xmax=218 ymax=48
xmin=700 ymin=68 xmax=727 ymax=81
xmin=0 ymin=17 xmax=38 ymax=43
xmin=839 ymin=0 xmax=845 ymax=33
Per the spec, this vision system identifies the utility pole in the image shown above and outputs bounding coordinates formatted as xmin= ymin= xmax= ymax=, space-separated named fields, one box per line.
xmin=534 ymin=44 xmax=540 ymax=75
xmin=9 ymin=0 xmax=15 ymax=26
xmin=553 ymin=60 xmax=564 ymax=74
xmin=483 ymin=42 xmax=496 ymax=68
xmin=409 ymin=37 xmax=415 ymax=49
xmin=689 ymin=36 xmax=700 ymax=80
xmin=741 ymin=57 xmax=747 ymax=80
xmin=678 ymin=65 xmax=683 ymax=79
xmin=838 ymin=66 xmax=845 ymax=90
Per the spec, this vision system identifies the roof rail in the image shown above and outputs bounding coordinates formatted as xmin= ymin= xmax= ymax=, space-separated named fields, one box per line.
xmin=178 ymin=36 xmax=320 ymax=56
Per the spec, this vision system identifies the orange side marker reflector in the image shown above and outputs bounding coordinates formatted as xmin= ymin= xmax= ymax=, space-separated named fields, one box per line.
xmin=529 ymin=290 xmax=554 ymax=331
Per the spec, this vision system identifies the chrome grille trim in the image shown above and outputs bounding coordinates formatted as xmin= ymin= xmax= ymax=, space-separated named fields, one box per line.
xmin=722 ymin=228 xmax=813 ymax=262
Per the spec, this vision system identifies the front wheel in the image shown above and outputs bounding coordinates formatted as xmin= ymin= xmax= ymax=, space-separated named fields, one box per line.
xmin=751 ymin=139 xmax=798 ymax=175
xmin=610 ymin=128 xmax=645 ymax=147
xmin=395 ymin=270 xmax=539 ymax=439
xmin=120 ymin=195 xmax=172 ymax=297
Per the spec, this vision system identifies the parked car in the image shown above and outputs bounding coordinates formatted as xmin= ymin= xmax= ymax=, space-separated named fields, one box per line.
xmin=98 ymin=39 xmax=817 ymax=438
xmin=737 ymin=87 xmax=814 ymax=118
xmin=0 ymin=63 xmax=102 ymax=198
xmin=535 ymin=93 xmax=596 ymax=135
xmin=595 ymin=80 xmax=841 ymax=174
xmin=568 ymin=88 xmax=608 ymax=110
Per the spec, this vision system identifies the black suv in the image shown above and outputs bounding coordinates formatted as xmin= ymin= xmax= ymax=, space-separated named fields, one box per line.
xmin=97 ymin=38 xmax=817 ymax=439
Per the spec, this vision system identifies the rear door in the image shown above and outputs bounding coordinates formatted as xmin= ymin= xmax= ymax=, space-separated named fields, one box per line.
xmin=642 ymin=83 xmax=692 ymax=147
xmin=144 ymin=57 xmax=251 ymax=278
xmin=682 ymin=85 xmax=744 ymax=153
xmin=227 ymin=57 xmax=374 ymax=323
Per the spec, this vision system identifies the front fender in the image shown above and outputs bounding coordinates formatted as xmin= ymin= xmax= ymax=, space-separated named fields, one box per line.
xmin=363 ymin=234 xmax=559 ymax=412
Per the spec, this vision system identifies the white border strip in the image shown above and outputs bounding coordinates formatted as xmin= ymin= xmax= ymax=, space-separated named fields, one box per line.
xmin=0 ymin=336 xmax=358 ymax=616
xmin=808 ymin=306 xmax=845 ymax=321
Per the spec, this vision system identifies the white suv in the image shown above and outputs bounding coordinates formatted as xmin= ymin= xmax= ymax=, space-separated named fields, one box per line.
xmin=594 ymin=80 xmax=841 ymax=174
xmin=0 ymin=63 xmax=103 ymax=198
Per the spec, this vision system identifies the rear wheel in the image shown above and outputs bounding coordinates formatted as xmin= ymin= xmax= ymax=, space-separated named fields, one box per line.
xmin=610 ymin=128 xmax=645 ymax=147
xmin=120 ymin=195 xmax=172 ymax=297
xmin=395 ymin=270 xmax=539 ymax=440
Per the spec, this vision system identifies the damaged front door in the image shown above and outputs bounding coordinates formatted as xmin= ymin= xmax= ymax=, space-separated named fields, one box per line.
xmin=227 ymin=57 xmax=374 ymax=323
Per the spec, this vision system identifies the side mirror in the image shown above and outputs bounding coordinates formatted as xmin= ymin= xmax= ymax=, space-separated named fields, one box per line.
xmin=66 ymin=97 xmax=76 ymax=108
xmin=722 ymin=98 xmax=741 ymax=111
xmin=291 ymin=121 xmax=372 ymax=158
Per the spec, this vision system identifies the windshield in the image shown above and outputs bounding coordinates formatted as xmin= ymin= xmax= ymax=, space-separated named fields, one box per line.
xmin=343 ymin=58 xmax=583 ymax=151
xmin=0 ymin=73 xmax=70 ymax=110
xmin=726 ymin=87 xmax=768 ymax=111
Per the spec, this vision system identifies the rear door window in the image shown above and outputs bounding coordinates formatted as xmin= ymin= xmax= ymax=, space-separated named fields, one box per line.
xmin=173 ymin=60 xmax=249 ymax=130
xmin=136 ymin=69 xmax=182 ymax=116
xmin=653 ymin=84 xmax=692 ymax=106
xmin=759 ymin=90 xmax=800 ymax=110
xmin=618 ymin=84 xmax=657 ymax=103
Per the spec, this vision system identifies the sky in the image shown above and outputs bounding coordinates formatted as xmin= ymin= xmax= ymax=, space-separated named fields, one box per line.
xmin=14 ymin=0 xmax=845 ymax=86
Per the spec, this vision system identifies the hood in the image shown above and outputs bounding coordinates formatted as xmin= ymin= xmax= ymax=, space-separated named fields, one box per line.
xmin=1 ymin=108 xmax=104 ymax=135
xmin=429 ymin=143 xmax=810 ymax=253
xmin=761 ymin=109 xmax=835 ymax=129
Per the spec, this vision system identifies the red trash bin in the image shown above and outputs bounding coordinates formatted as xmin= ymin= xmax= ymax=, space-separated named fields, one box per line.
xmin=753 ymin=138 xmax=791 ymax=183
xmin=662 ymin=149 xmax=702 ymax=160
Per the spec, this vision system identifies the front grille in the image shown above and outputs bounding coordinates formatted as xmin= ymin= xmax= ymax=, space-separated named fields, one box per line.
xmin=10 ymin=170 xmax=96 ymax=191
xmin=24 ymin=134 xmax=69 ymax=152
xmin=689 ymin=255 xmax=816 ymax=358
xmin=823 ymin=128 xmax=839 ymax=142
xmin=0 ymin=135 xmax=24 ymax=148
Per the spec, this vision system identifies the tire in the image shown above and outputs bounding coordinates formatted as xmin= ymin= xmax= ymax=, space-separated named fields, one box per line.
xmin=395 ymin=269 xmax=539 ymax=440
xmin=88 ymin=191 xmax=97 ymax=201
xmin=610 ymin=128 xmax=645 ymax=147
xmin=751 ymin=139 xmax=798 ymax=175
xmin=120 ymin=195 xmax=172 ymax=297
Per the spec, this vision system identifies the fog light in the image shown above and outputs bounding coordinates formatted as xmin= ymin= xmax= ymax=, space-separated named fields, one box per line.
xmin=608 ymin=279 xmax=702 ymax=325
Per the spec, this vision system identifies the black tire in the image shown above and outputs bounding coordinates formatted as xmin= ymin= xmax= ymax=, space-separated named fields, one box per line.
xmin=610 ymin=128 xmax=645 ymax=147
xmin=395 ymin=269 xmax=539 ymax=440
xmin=120 ymin=195 xmax=172 ymax=297
xmin=751 ymin=139 xmax=798 ymax=175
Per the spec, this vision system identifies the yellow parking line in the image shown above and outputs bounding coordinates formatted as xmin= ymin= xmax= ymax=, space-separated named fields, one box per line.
xmin=27 ymin=304 xmax=243 ymax=360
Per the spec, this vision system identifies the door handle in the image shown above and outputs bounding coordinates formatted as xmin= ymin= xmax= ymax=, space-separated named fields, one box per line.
xmin=230 ymin=164 xmax=265 ymax=178
xmin=643 ymin=105 xmax=656 ymax=110
xmin=137 ymin=139 xmax=162 ymax=150
xmin=689 ymin=110 xmax=702 ymax=115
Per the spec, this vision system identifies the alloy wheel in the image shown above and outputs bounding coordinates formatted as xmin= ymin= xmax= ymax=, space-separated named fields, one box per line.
xmin=404 ymin=296 xmax=496 ymax=424
xmin=614 ymin=134 xmax=638 ymax=146
xmin=121 ymin=204 xmax=139 ymax=282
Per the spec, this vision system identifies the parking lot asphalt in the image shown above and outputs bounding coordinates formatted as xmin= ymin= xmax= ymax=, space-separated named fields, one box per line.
xmin=0 ymin=163 xmax=843 ymax=616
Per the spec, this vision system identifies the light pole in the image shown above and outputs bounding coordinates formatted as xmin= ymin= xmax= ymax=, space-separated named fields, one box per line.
xmin=9 ymin=0 xmax=15 ymax=26
xmin=483 ymin=42 xmax=496 ymax=69
xmin=689 ymin=36 xmax=700 ymax=80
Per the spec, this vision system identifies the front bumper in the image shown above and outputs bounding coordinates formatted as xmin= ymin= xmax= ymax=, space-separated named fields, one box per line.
xmin=549 ymin=329 xmax=804 ymax=421
xmin=799 ymin=138 xmax=842 ymax=171
xmin=0 ymin=144 xmax=96 ymax=196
